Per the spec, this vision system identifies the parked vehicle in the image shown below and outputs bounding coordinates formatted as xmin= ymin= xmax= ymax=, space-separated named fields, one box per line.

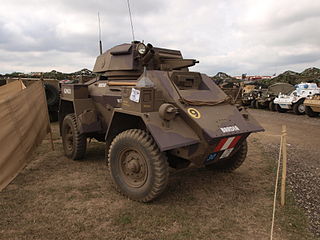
xmin=58 ymin=41 xmax=264 ymax=202
xmin=304 ymin=94 xmax=320 ymax=117
xmin=243 ymin=88 xmax=266 ymax=109
xmin=274 ymin=83 xmax=320 ymax=114
xmin=255 ymin=83 xmax=294 ymax=111
xmin=241 ymin=85 xmax=260 ymax=107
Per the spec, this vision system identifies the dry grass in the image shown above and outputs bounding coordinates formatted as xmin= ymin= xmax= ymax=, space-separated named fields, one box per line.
xmin=0 ymin=123 xmax=315 ymax=240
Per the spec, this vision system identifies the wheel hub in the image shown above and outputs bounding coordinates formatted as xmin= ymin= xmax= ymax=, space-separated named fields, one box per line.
xmin=120 ymin=149 xmax=147 ymax=188
xmin=127 ymin=159 xmax=140 ymax=173
xmin=298 ymin=104 xmax=305 ymax=113
xmin=65 ymin=126 xmax=74 ymax=151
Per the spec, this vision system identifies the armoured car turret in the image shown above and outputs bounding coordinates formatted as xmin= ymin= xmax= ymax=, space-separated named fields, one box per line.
xmin=59 ymin=41 xmax=264 ymax=202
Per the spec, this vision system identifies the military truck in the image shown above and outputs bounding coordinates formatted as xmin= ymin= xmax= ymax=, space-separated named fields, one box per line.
xmin=274 ymin=82 xmax=320 ymax=114
xmin=59 ymin=41 xmax=264 ymax=202
xmin=242 ymin=87 xmax=265 ymax=108
xmin=241 ymin=85 xmax=257 ymax=106
xmin=304 ymin=94 xmax=320 ymax=117
xmin=255 ymin=83 xmax=294 ymax=111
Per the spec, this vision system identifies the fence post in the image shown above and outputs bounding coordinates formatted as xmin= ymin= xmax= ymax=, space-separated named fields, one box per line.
xmin=281 ymin=125 xmax=287 ymax=206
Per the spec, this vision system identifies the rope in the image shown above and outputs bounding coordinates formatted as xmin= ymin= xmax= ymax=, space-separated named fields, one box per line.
xmin=270 ymin=134 xmax=283 ymax=240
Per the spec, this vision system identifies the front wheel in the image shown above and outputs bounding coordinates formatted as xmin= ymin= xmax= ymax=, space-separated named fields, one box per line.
xmin=305 ymin=106 xmax=317 ymax=117
xmin=108 ymin=129 xmax=169 ymax=202
xmin=250 ymin=100 xmax=256 ymax=108
xmin=255 ymin=100 xmax=261 ymax=109
xmin=62 ymin=113 xmax=87 ymax=160
xmin=206 ymin=140 xmax=248 ymax=172
xmin=269 ymin=101 xmax=276 ymax=111
xmin=293 ymin=100 xmax=305 ymax=115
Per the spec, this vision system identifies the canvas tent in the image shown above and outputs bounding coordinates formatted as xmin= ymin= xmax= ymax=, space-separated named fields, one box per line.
xmin=0 ymin=80 xmax=50 ymax=190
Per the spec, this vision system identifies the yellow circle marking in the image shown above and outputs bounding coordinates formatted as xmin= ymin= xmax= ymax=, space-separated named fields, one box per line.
xmin=187 ymin=108 xmax=201 ymax=119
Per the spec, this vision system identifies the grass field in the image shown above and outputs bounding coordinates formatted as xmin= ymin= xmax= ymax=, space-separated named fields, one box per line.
xmin=0 ymin=123 xmax=315 ymax=240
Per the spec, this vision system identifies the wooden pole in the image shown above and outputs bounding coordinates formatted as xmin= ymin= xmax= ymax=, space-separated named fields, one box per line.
xmin=40 ymin=75 xmax=55 ymax=151
xmin=280 ymin=125 xmax=287 ymax=206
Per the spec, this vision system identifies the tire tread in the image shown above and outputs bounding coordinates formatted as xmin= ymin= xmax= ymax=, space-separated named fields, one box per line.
xmin=108 ymin=129 xmax=169 ymax=202
xmin=62 ymin=113 xmax=87 ymax=160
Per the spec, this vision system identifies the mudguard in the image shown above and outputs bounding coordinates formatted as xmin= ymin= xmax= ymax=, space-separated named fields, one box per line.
xmin=106 ymin=109 xmax=200 ymax=152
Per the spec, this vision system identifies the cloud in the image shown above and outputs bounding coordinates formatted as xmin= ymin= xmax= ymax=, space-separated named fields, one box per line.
xmin=0 ymin=0 xmax=319 ymax=75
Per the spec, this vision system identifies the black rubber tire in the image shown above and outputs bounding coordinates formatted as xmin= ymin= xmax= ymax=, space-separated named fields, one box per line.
xmin=62 ymin=113 xmax=87 ymax=160
xmin=255 ymin=100 xmax=260 ymax=109
xmin=275 ymin=104 xmax=287 ymax=113
xmin=206 ymin=140 xmax=248 ymax=172
xmin=44 ymin=83 xmax=59 ymax=106
xmin=292 ymin=99 xmax=305 ymax=115
xmin=250 ymin=100 xmax=256 ymax=108
xmin=269 ymin=101 xmax=276 ymax=111
xmin=305 ymin=106 xmax=317 ymax=117
xmin=108 ymin=129 xmax=169 ymax=202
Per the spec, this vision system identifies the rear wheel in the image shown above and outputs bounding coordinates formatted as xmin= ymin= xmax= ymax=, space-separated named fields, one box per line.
xmin=206 ymin=140 xmax=247 ymax=172
xmin=44 ymin=83 xmax=59 ymax=107
xmin=293 ymin=99 xmax=305 ymax=115
xmin=108 ymin=129 xmax=169 ymax=202
xmin=305 ymin=106 xmax=317 ymax=117
xmin=62 ymin=113 xmax=87 ymax=160
xmin=275 ymin=104 xmax=287 ymax=113
xmin=269 ymin=101 xmax=276 ymax=111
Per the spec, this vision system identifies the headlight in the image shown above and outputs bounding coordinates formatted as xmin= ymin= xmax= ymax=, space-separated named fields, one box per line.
xmin=137 ymin=43 xmax=147 ymax=55
xmin=159 ymin=103 xmax=178 ymax=121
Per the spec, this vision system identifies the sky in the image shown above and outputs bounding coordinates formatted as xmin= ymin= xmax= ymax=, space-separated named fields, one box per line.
xmin=1 ymin=0 xmax=320 ymax=76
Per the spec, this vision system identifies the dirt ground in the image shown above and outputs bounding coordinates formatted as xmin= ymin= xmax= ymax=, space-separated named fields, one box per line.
xmin=0 ymin=109 xmax=318 ymax=240
xmin=249 ymin=109 xmax=320 ymax=238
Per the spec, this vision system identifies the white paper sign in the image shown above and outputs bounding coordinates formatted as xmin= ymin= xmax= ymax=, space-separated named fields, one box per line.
xmin=130 ymin=88 xmax=140 ymax=103
xmin=98 ymin=83 xmax=107 ymax=87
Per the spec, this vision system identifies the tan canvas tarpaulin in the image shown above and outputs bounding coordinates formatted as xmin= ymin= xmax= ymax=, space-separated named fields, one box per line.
xmin=0 ymin=80 xmax=50 ymax=191
xmin=0 ymin=80 xmax=26 ymax=99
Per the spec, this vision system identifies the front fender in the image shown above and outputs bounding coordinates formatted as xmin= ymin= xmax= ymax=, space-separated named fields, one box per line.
xmin=143 ymin=112 xmax=200 ymax=151
xmin=106 ymin=109 xmax=200 ymax=152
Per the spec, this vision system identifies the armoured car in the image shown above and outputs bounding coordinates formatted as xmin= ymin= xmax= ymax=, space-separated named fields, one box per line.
xmin=274 ymin=82 xmax=320 ymax=114
xmin=59 ymin=41 xmax=264 ymax=202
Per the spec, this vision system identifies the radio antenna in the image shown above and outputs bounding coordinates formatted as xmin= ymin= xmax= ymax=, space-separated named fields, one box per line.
xmin=126 ymin=0 xmax=135 ymax=41
xmin=98 ymin=12 xmax=103 ymax=55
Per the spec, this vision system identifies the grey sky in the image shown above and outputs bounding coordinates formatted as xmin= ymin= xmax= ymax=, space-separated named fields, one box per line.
xmin=0 ymin=0 xmax=320 ymax=76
